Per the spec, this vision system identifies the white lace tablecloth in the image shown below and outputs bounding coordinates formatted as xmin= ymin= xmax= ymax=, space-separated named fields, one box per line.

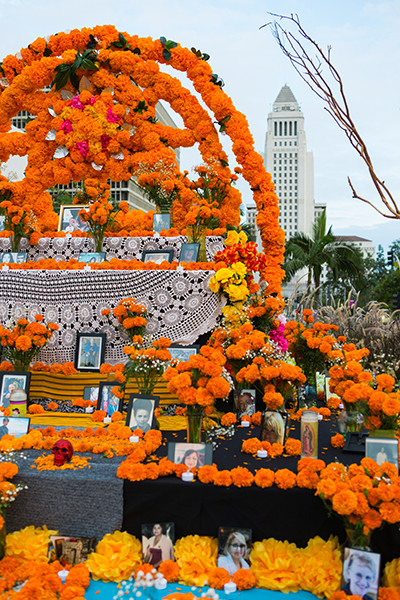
xmin=0 ymin=270 xmax=225 ymax=365
xmin=0 ymin=236 xmax=224 ymax=262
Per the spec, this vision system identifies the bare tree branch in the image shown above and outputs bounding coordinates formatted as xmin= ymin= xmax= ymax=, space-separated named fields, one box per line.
xmin=262 ymin=12 xmax=400 ymax=219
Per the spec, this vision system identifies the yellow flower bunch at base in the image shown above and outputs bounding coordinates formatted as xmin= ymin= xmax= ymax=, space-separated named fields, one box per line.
xmin=85 ymin=530 xmax=142 ymax=582
xmin=6 ymin=525 xmax=58 ymax=562
xmin=174 ymin=535 xmax=218 ymax=587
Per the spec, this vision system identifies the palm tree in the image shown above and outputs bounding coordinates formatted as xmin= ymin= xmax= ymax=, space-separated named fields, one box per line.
xmin=284 ymin=210 xmax=363 ymax=294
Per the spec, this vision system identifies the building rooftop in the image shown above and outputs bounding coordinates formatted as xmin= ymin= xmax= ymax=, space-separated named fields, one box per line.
xmin=334 ymin=235 xmax=373 ymax=243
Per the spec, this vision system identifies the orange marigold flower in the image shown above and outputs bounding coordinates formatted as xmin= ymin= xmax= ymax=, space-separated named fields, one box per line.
xmin=251 ymin=411 xmax=262 ymax=426
xmin=208 ymin=567 xmax=230 ymax=589
xmin=197 ymin=464 xmax=218 ymax=484
xmin=331 ymin=433 xmax=345 ymax=448
xmin=213 ymin=469 xmax=232 ymax=487
xmin=47 ymin=402 xmax=58 ymax=411
xmin=158 ymin=559 xmax=180 ymax=583
xmin=221 ymin=412 xmax=237 ymax=426
xmin=28 ymin=403 xmax=45 ymax=414
xmin=254 ymin=468 xmax=274 ymax=488
xmin=284 ymin=438 xmax=302 ymax=456
xmin=230 ymin=466 xmax=254 ymax=487
xmin=232 ymin=568 xmax=256 ymax=590
xmin=274 ymin=468 xmax=296 ymax=489
xmin=332 ymin=489 xmax=358 ymax=515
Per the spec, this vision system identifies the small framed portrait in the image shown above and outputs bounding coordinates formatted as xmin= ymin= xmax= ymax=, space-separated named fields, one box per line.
xmin=0 ymin=372 xmax=31 ymax=408
xmin=48 ymin=535 xmax=96 ymax=565
xmin=0 ymin=416 xmax=30 ymax=438
xmin=167 ymin=442 xmax=213 ymax=469
xmin=97 ymin=382 xmax=122 ymax=416
xmin=141 ymin=249 xmax=174 ymax=264
xmin=83 ymin=387 xmax=99 ymax=403
xmin=79 ymin=252 xmax=105 ymax=264
xmin=234 ymin=389 xmax=256 ymax=419
xmin=260 ymin=410 xmax=288 ymax=445
xmin=217 ymin=527 xmax=252 ymax=575
xmin=126 ymin=395 xmax=159 ymax=432
xmin=152 ymin=213 xmax=171 ymax=233
xmin=341 ymin=547 xmax=380 ymax=600
xmin=141 ymin=522 xmax=175 ymax=567
xmin=365 ymin=437 xmax=399 ymax=469
xmin=58 ymin=205 xmax=90 ymax=233
xmin=0 ymin=215 xmax=5 ymax=231
xmin=179 ymin=243 xmax=200 ymax=263
xmin=0 ymin=252 xmax=27 ymax=264
xmin=75 ymin=332 xmax=106 ymax=371
xmin=169 ymin=345 xmax=199 ymax=362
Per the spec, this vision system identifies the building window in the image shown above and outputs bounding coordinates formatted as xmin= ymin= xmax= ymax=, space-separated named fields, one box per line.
xmin=294 ymin=122 xmax=297 ymax=135
xmin=274 ymin=122 xmax=277 ymax=136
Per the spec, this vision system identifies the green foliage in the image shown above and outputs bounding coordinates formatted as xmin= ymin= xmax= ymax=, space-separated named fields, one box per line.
xmin=159 ymin=37 xmax=178 ymax=61
xmin=50 ymin=190 xmax=74 ymax=214
xmin=52 ymin=48 xmax=99 ymax=91
xmin=374 ymin=269 xmax=400 ymax=309
xmin=190 ymin=47 xmax=210 ymax=61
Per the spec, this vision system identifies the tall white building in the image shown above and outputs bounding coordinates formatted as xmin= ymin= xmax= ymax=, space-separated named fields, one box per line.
xmin=264 ymin=85 xmax=315 ymax=240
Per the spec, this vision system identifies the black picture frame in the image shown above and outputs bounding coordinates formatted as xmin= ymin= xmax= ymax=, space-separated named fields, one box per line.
xmin=58 ymin=204 xmax=90 ymax=233
xmin=365 ymin=436 xmax=399 ymax=469
xmin=341 ymin=547 xmax=380 ymax=600
xmin=179 ymin=243 xmax=200 ymax=263
xmin=260 ymin=410 xmax=288 ymax=445
xmin=79 ymin=252 xmax=105 ymax=264
xmin=169 ymin=345 xmax=199 ymax=362
xmin=0 ymin=371 xmax=31 ymax=409
xmin=126 ymin=394 xmax=159 ymax=432
xmin=75 ymin=332 xmax=106 ymax=372
xmin=152 ymin=213 xmax=171 ymax=233
xmin=97 ymin=381 xmax=123 ymax=416
xmin=167 ymin=442 xmax=213 ymax=467
xmin=141 ymin=249 xmax=174 ymax=264
xmin=0 ymin=252 xmax=27 ymax=264
xmin=0 ymin=415 xmax=30 ymax=437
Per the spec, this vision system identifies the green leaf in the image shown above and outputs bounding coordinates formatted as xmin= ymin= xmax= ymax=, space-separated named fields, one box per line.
xmin=159 ymin=36 xmax=167 ymax=45
xmin=54 ymin=63 xmax=71 ymax=73
xmin=162 ymin=48 xmax=171 ymax=61
xmin=87 ymin=34 xmax=97 ymax=50
xmin=53 ymin=71 xmax=70 ymax=91
xmin=166 ymin=40 xmax=177 ymax=50
xmin=43 ymin=47 xmax=52 ymax=57
xmin=133 ymin=47 xmax=141 ymax=55
xmin=220 ymin=159 xmax=229 ymax=167
xmin=202 ymin=53 xmax=210 ymax=61
xmin=69 ymin=70 xmax=80 ymax=91
xmin=81 ymin=58 xmax=97 ymax=71
xmin=210 ymin=73 xmax=224 ymax=87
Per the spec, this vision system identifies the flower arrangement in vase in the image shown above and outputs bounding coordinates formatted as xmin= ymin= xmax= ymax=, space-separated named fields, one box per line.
xmin=102 ymin=298 xmax=148 ymax=343
xmin=0 ymin=314 xmax=59 ymax=371
xmin=123 ymin=337 xmax=172 ymax=395
xmin=163 ymin=345 xmax=231 ymax=442
xmin=0 ymin=195 xmax=40 ymax=252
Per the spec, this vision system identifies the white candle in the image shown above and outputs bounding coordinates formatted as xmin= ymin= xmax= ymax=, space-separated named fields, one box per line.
xmin=58 ymin=569 xmax=69 ymax=583
xmin=318 ymin=414 xmax=323 ymax=421
xmin=257 ymin=449 xmax=268 ymax=458
xmin=241 ymin=420 xmax=250 ymax=427
xmin=182 ymin=471 xmax=194 ymax=482
xmin=224 ymin=581 xmax=237 ymax=594
xmin=129 ymin=435 xmax=139 ymax=443
xmin=83 ymin=264 xmax=91 ymax=271
xmin=154 ymin=576 xmax=167 ymax=590
xmin=103 ymin=416 xmax=111 ymax=424
xmin=85 ymin=406 xmax=93 ymax=413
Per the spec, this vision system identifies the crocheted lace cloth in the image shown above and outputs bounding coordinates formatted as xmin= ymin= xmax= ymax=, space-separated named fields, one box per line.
xmin=0 ymin=269 xmax=225 ymax=366
xmin=0 ymin=235 xmax=224 ymax=262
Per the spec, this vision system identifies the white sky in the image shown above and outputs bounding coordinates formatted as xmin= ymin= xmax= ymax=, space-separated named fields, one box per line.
xmin=0 ymin=0 xmax=399 ymax=250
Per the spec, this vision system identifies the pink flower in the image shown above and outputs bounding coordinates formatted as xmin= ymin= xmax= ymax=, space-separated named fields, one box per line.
xmin=88 ymin=95 xmax=96 ymax=105
xmin=269 ymin=322 xmax=289 ymax=352
xmin=71 ymin=95 xmax=85 ymax=110
xmin=76 ymin=140 xmax=89 ymax=157
xmin=60 ymin=119 xmax=72 ymax=133
xmin=101 ymin=134 xmax=111 ymax=149
xmin=106 ymin=107 xmax=120 ymax=123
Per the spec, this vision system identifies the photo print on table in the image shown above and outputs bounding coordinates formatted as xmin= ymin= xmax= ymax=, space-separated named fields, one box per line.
xmin=234 ymin=389 xmax=256 ymax=419
xmin=341 ymin=547 xmax=380 ymax=600
xmin=97 ymin=382 xmax=122 ymax=417
xmin=0 ymin=371 xmax=31 ymax=410
xmin=260 ymin=410 xmax=288 ymax=445
xmin=58 ymin=205 xmax=90 ymax=233
xmin=152 ymin=213 xmax=171 ymax=233
xmin=0 ymin=252 xmax=27 ymax=264
xmin=167 ymin=442 xmax=213 ymax=469
xmin=48 ymin=535 xmax=96 ymax=565
xmin=365 ymin=437 xmax=399 ymax=469
xmin=79 ymin=252 xmax=105 ymax=264
xmin=75 ymin=332 xmax=106 ymax=371
xmin=217 ymin=527 xmax=252 ymax=576
xmin=83 ymin=387 xmax=99 ymax=403
xmin=179 ymin=242 xmax=200 ymax=263
xmin=126 ymin=395 xmax=159 ymax=433
xmin=141 ymin=249 xmax=174 ymax=264
xmin=168 ymin=345 xmax=199 ymax=362
xmin=141 ymin=522 xmax=175 ymax=568
xmin=0 ymin=416 xmax=30 ymax=438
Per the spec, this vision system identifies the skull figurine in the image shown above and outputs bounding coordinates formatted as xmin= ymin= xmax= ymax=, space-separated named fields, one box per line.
xmin=52 ymin=439 xmax=73 ymax=466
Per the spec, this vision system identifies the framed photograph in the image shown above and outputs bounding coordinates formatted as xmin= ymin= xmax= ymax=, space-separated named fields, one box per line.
xmin=0 ymin=372 xmax=31 ymax=408
xmin=126 ymin=394 xmax=159 ymax=432
xmin=141 ymin=249 xmax=174 ymax=264
xmin=58 ymin=205 xmax=90 ymax=233
xmin=341 ymin=547 xmax=380 ymax=600
xmin=48 ymin=535 xmax=96 ymax=565
xmin=234 ymin=389 xmax=256 ymax=419
xmin=75 ymin=332 xmax=106 ymax=371
xmin=0 ymin=416 xmax=30 ymax=438
xmin=217 ymin=527 xmax=252 ymax=575
xmin=83 ymin=386 xmax=99 ymax=403
xmin=141 ymin=522 xmax=175 ymax=567
xmin=365 ymin=437 xmax=399 ymax=469
xmin=169 ymin=345 xmax=199 ymax=362
xmin=97 ymin=381 xmax=122 ymax=416
xmin=0 ymin=252 xmax=27 ymax=264
xmin=79 ymin=252 xmax=105 ymax=264
xmin=167 ymin=442 xmax=213 ymax=468
xmin=260 ymin=410 xmax=288 ymax=445
xmin=179 ymin=243 xmax=200 ymax=263
xmin=152 ymin=213 xmax=171 ymax=233
xmin=0 ymin=215 xmax=5 ymax=231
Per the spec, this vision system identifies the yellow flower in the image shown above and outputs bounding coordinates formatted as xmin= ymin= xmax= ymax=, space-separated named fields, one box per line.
xmin=225 ymin=282 xmax=249 ymax=302
xmin=295 ymin=536 xmax=342 ymax=598
xmin=384 ymin=557 xmax=400 ymax=591
xmin=6 ymin=525 xmax=58 ymax=562
xmin=238 ymin=231 xmax=248 ymax=244
xmin=250 ymin=538 xmax=300 ymax=592
xmin=174 ymin=535 xmax=218 ymax=587
xmin=231 ymin=261 xmax=247 ymax=279
xmin=209 ymin=275 xmax=221 ymax=293
xmin=225 ymin=230 xmax=240 ymax=246
xmin=214 ymin=267 xmax=235 ymax=283
xmin=86 ymin=531 xmax=142 ymax=582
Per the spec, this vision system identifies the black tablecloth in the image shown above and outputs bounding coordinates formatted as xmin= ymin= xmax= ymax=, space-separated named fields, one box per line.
xmin=122 ymin=418 xmax=400 ymax=565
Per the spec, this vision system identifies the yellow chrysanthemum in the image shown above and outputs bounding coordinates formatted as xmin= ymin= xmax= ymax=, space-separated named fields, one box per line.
xmin=384 ymin=557 xmax=400 ymax=592
xmin=6 ymin=525 xmax=58 ymax=562
xmin=250 ymin=538 xmax=300 ymax=592
xmin=296 ymin=536 xmax=342 ymax=598
xmin=174 ymin=535 xmax=218 ymax=587
xmin=86 ymin=531 xmax=141 ymax=582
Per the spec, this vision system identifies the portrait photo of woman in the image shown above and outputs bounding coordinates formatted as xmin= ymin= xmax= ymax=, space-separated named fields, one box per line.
xmin=260 ymin=411 xmax=287 ymax=445
xmin=217 ymin=528 xmax=252 ymax=576
xmin=142 ymin=522 xmax=175 ymax=568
